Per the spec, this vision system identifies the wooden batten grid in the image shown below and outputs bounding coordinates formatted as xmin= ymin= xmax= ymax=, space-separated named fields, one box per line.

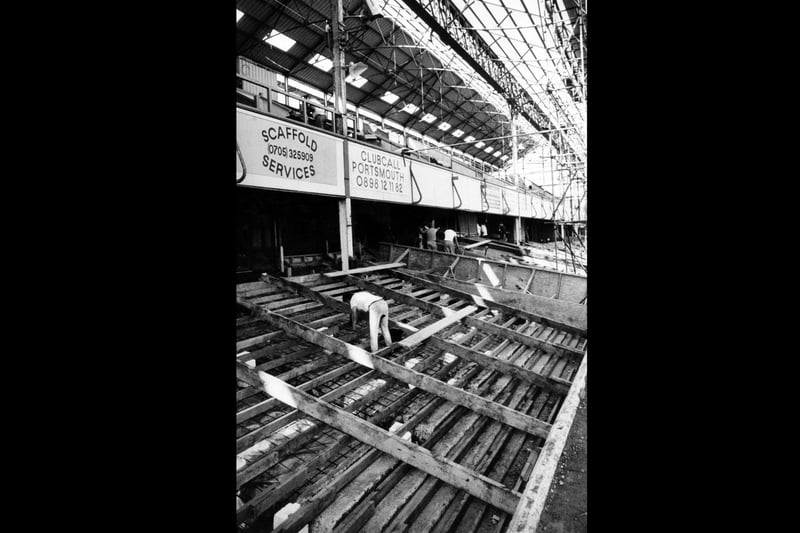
xmin=236 ymin=263 xmax=588 ymax=532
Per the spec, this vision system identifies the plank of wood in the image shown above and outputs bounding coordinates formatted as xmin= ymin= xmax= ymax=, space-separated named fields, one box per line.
xmin=506 ymin=352 xmax=588 ymax=533
xmin=398 ymin=305 xmax=477 ymax=348
xmin=554 ymin=272 xmax=563 ymax=300
xmin=429 ymin=337 xmax=571 ymax=395
xmin=524 ymin=269 xmax=536 ymax=293
xmin=254 ymin=343 xmax=446 ymax=524
xmin=446 ymin=256 xmax=460 ymax=279
xmin=463 ymin=239 xmax=493 ymax=250
xmin=464 ymin=316 xmax=584 ymax=360
xmin=236 ymin=362 xmax=522 ymax=516
xmin=264 ymin=273 xmax=418 ymax=336
xmin=236 ymin=371 xmax=391 ymax=489
xmin=344 ymin=321 xmax=536 ymax=532
xmin=236 ymin=362 xmax=362 ymax=429
xmin=262 ymin=390 xmax=440 ymax=531
xmin=323 ymin=262 xmax=406 ymax=278
xmin=237 ymin=377 xmax=427 ymax=527
xmin=392 ymin=269 xmax=586 ymax=337
xmin=236 ymin=298 xmax=548 ymax=437
xmin=236 ymin=330 xmax=283 ymax=352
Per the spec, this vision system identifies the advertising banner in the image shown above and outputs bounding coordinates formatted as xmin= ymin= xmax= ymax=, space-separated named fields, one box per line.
xmin=236 ymin=108 xmax=344 ymax=196
xmin=347 ymin=143 xmax=411 ymax=203
xmin=485 ymin=184 xmax=503 ymax=213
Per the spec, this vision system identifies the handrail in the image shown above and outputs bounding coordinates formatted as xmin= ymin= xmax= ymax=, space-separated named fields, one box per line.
xmin=451 ymin=174 xmax=463 ymax=209
xmin=236 ymin=141 xmax=246 ymax=184
xmin=235 ymin=70 xmax=502 ymax=179
xmin=407 ymin=158 xmax=423 ymax=205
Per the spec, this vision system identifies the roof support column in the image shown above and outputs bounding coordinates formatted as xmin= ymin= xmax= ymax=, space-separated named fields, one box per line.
xmin=338 ymin=146 xmax=354 ymax=270
xmin=330 ymin=0 xmax=347 ymax=136
xmin=511 ymin=112 xmax=523 ymax=244
xmin=331 ymin=0 xmax=353 ymax=269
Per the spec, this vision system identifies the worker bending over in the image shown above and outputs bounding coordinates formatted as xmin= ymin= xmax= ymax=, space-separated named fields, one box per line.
xmin=349 ymin=291 xmax=393 ymax=352
xmin=443 ymin=228 xmax=459 ymax=254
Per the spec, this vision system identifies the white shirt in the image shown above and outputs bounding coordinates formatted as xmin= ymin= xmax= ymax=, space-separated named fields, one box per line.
xmin=350 ymin=291 xmax=383 ymax=312
xmin=444 ymin=229 xmax=457 ymax=241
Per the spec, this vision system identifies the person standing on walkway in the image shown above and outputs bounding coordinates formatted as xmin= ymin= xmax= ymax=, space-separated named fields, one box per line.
xmin=498 ymin=222 xmax=508 ymax=242
xmin=424 ymin=220 xmax=439 ymax=250
xmin=443 ymin=228 xmax=459 ymax=254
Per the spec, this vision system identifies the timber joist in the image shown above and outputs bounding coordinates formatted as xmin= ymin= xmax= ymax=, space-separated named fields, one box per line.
xmin=235 ymin=264 xmax=587 ymax=532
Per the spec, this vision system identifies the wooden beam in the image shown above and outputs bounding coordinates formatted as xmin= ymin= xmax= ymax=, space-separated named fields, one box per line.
xmin=463 ymin=239 xmax=493 ymax=250
xmin=288 ymin=319 xmax=530 ymax=531
xmin=429 ymin=337 xmax=571 ymax=395
xmin=392 ymin=269 xmax=586 ymax=337
xmin=523 ymin=269 xmax=536 ymax=293
xmin=343 ymin=274 xmax=443 ymax=316
xmin=236 ymin=298 xmax=548 ymax=437
xmin=236 ymin=330 xmax=283 ymax=352
xmin=398 ymin=305 xmax=478 ymax=348
xmin=506 ymin=352 xmax=588 ymax=533
xmin=323 ymin=262 xmax=407 ymax=278
xmin=236 ymin=364 xmax=431 ymax=526
xmin=446 ymin=256 xmax=460 ymax=279
xmin=236 ymin=371 xmax=390 ymax=490
xmin=464 ymin=316 xmax=584 ymax=360
xmin=263 ymin=273 xmax=418 ymax=336
xmin=237 ymin=362 xmax=361 ymax=426
xmin=260 ymin=390 xmax=442 ymax=531
xmin=236 ymin=362 xmax=522 ymax=515
xmin=235 ymin=312 xmax=347 ymax=354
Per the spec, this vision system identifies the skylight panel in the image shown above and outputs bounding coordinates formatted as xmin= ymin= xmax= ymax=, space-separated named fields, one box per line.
xmin=475 ymin=141 xmax=485 ymax=148
xmin=402 ymin=103 xmax=419 ymax=114
xmin=451 ymin=129 xmax=464 ymax=137
xmin=464 ymin=135 xmax=475 ymax=143
xmin=493 ymin=150 xmax=502 ymax=157
xmin=421 ymin=113 xmax=437 ymax=123
xmin=380 ymin=91 xmax=400 ymax=104
xmin=308 ymin=53 xmax=333 ymax=72
xmin=484 ymin=146 xmax=494 ymax=153
xmin=236 ymin=10 xmax=244 ymax=23
xmin=437 ymin=122 xmax=451 ymax=131
xmin=500 ymin=155 xmax=509 ymax=161
xmin=347 ymin=77 xmax=368 ymax=88
xmin=264 ymin=29 xmax=295 ymax=52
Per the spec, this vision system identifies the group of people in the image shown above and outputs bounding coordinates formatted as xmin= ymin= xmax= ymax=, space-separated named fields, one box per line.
xmin=478 ymin=220 xmax=508 ymax=241
xmin=417 ymin=219 xmax=512 ymax=252
xmin=417 ymin=220 xmax=460 ymax=254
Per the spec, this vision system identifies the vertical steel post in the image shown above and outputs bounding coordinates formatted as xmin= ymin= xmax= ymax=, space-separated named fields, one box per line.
xmin=331 ymin=0 xmax=352 ymax=270
xmin=511 ymin=112 xmax=523 ymax=244
xmin=331 ymin=0 xmax=347 ymax=137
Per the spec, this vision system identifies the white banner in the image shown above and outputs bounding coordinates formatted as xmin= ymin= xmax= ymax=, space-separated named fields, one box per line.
xmin=237 ymin=109 xmax=344 ymax=196
xmin=348 ymin=143 xmax=411 ymax=203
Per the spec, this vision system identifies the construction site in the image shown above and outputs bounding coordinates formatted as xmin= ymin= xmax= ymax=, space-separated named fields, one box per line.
xmin=235 ymin=1 xmax=587 ymax=531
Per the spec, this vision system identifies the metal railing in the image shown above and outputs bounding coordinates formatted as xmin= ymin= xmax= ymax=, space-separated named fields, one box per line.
xmin=235 ymin=71 xmax=506 ymax=180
